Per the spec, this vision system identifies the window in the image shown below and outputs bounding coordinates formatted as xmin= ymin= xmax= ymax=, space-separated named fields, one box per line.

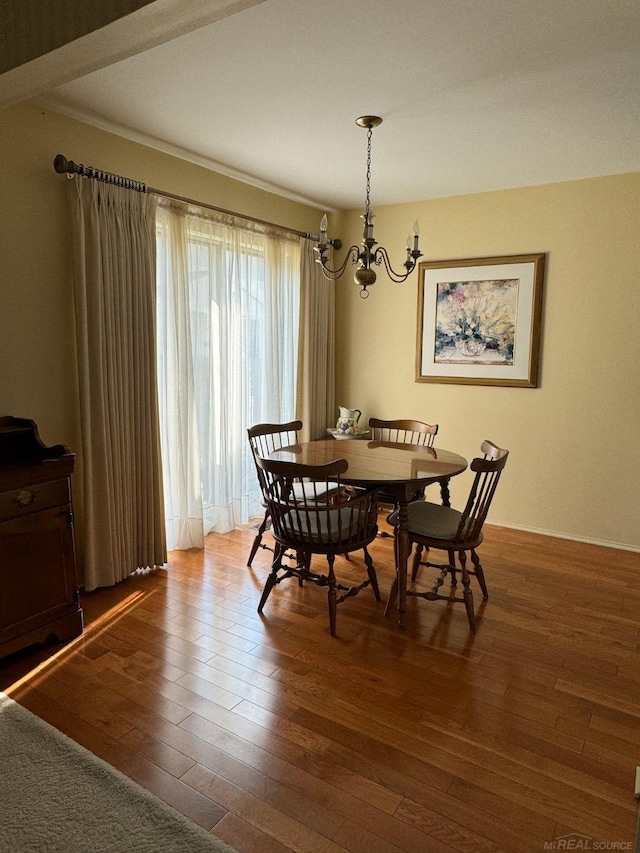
xmin=156 ymin=204 xmax=300 ymax=549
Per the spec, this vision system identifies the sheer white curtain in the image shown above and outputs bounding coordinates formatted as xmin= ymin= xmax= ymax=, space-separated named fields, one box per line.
xmin=68 ymin=178 xmax=166 ymax=590
xmin=156 ymin=201 xmax=300 ymax=550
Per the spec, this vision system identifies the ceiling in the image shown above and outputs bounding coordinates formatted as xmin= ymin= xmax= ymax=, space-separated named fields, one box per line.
xmin=38 ymin=0 xmax=640 ymax=211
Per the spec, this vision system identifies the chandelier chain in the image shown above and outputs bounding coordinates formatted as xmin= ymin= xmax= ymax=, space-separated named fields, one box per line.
xmin=365 ymin=125 xmax=372 ymax=220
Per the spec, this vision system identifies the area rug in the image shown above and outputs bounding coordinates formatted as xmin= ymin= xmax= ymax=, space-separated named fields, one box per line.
xmin=0 ymin=692 xmax=238 ymax=853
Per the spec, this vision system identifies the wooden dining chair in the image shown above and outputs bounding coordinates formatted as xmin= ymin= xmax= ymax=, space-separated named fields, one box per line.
xmin=367 ymin=418 xmax=445 ymax=544
xmin=246 ymin=420 xmax=303 ymax=567
xmin=387 ymin=440 xmax=509 ymax=632
xmin=247 ymin=420 xmax=339 ymax=567
xmin=368 ymin=418 xmax=439 ymax=497
xmin=254 ymin=455 xmax=381 ymax=636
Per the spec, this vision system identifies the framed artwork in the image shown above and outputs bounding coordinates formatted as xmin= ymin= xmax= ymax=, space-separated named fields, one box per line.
xmin=416 ymin=253 xmax=545 ymax=387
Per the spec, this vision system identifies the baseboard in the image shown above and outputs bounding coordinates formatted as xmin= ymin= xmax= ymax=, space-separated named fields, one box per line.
xmin=487 ymin=521 xmax=640 ymax=554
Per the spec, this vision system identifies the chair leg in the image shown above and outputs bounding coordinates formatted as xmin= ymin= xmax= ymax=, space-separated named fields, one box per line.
xmin=247 ymin=510 xmax=269 ymax=566
xmin=363 ymin=547 xmax=381 ymax=601
xmin=458 ymin=550 xmax=476 ymax=633
xmin=257 ymin=547 xmax=281 ymax=614
xmin=327 ymin=555 xmax=337 ymax=636
xmin=448 ymin=549 xmax=457 ymax=584
xmin=411 ymin=544 xmax=424 ymax=581
xmin=470 ymin=548 xmax=488 ymax=598
xmin=296 ymin=551 xmax=306 ymax=586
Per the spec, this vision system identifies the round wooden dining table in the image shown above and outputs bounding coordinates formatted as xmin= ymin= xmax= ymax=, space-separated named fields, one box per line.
xmin=267 ymin=438 xmax=468 ymax=629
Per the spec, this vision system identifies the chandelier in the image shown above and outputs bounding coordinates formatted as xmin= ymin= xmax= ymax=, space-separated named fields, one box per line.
xmin=315 ymin=116 xmax=423 ymax=298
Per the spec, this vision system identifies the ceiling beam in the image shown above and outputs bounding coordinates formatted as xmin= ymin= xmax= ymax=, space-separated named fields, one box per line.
xmin=0 ymin=0 xmax=266 ymax=108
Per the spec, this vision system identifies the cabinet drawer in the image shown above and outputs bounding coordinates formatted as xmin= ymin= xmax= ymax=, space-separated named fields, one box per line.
xmin=0 ymin=478 xmax=70 ymax=521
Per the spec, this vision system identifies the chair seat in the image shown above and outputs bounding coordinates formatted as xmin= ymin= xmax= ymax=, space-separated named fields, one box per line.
xmin=282 ymin=507 xmax=374 ymax=545
xmin=388 ymin=501 xmax=462 ymax=540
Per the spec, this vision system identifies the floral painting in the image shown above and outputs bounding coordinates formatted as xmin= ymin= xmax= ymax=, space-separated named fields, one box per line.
xmin=416 ymin=254 xmax=545 ymax=387
xmin=434 ymin=279 xmax=519 ymax=365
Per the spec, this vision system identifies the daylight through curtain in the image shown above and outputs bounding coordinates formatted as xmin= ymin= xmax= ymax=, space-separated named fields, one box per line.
xmin=156 ymin=201 xmax=301 ymax=550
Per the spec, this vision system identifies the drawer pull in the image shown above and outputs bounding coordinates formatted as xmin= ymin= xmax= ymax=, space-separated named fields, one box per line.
xmin=13 ymin=489 xmax=36 ymax=507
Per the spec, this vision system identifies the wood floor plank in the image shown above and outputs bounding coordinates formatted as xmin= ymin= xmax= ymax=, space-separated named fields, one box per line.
xmin=446 ymin=773 xmax=633 ymax=844
xmin=554 ymin=677 xmax=640 ymax=715
xmin=288 ymin=705 xmax=454 ymax=794
xmin=213 ymin=812 xmax=296 ymax=853
xmin=181 ymin=762 xmax=352 ymax=853
xmin=331 ymin=820 xmax=408 ymax=853
xmin=235 ymin=702 xmax=406 ymax=814
xmin=394 ymin=796 xmax=506 ymax=853
xmin=174 ymin=712 xmax=460 ymax=852
xmin=177 ymin=721 xmax=348 ymax=839
xmin=185 ymin=756 xmax=460 ymax=853
xmin=554 ymin=712 xmax=635 ymax=758
xmin=238 ymin=677 xmax=636 ymax=833
xmin=175 ymin=670 xmax=300 ymax=718
xmin=120 ymin=726 xmax=197 ymax=777
xmin=3 ymin=519 xmax=638 ymax=852
xmin=159 ymin=708 xmax=454 ymax=850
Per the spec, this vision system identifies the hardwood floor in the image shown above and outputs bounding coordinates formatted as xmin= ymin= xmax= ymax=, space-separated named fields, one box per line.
xmin=2 ymin=519 xmax=639 ymax=852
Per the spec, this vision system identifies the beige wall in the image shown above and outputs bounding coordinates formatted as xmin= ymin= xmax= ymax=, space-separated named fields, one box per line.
xmin=334 ymin=174 xmax=640 ymax=550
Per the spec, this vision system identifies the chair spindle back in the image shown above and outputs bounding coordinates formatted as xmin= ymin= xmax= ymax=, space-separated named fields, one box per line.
xmin=457 ymin=440 xmax=509 ymax=541
xmin=247 ymin=420 xmax=302 ymax=486
xmin=369 ymin=418 xmax=438 ymax=447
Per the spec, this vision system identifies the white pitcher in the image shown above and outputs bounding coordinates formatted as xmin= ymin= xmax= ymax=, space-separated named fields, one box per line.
xmin=336 ymin=406 xmax=362 ymax=435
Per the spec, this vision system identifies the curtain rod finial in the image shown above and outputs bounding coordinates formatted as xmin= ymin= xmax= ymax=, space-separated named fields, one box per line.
xmin=54 ymin=154 xmax=75 ymax=174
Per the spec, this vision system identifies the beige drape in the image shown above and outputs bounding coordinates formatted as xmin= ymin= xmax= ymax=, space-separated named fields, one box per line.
xmin=68 ymin=178 xmax=166 ymax=590
xmin=297 ymin=239 xmax=335 ymax=441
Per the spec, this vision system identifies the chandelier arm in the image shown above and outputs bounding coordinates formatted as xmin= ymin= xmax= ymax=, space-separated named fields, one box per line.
xmin=373 ymin=247 xmax=414 ymax=283
xmin=316 ymin=245 xmax=360 ymax=280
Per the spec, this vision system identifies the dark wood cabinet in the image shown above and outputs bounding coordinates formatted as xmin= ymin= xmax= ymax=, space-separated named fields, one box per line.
xmin=0 ymin=416 xmax=83 ymax=660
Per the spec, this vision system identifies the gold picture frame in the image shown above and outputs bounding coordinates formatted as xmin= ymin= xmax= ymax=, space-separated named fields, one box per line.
xmin=416 ymin=253 xmax=545 ymax=387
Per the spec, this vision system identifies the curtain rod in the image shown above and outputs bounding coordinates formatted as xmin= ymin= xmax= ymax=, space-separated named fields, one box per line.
xmin=53 ymin=154 xmax=342 ymax=248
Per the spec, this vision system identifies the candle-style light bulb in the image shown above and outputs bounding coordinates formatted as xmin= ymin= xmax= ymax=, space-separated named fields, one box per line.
xmin=413 ymin=220 xmax=420 ymax=252
xmin=319 ymin=214 xmax=328 ymax=246
xmin=367 ymin=209 xmax=375 ymax=239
